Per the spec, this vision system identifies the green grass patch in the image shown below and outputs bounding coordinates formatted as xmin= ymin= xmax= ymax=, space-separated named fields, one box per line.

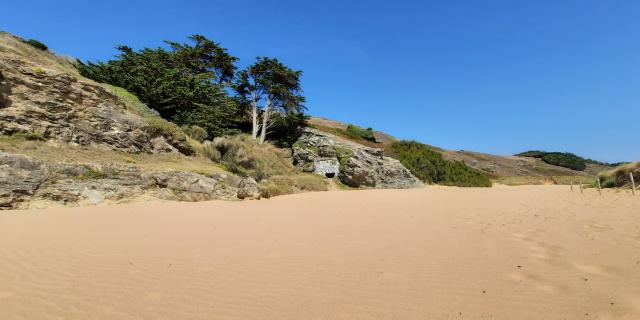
xmin=21 ymin=38 xmax=48 ymax=51
xmin=2 ymin=132 xmax=47 ymax=141
xmin=345 ymin=124 xmax=376 ymax=142
xmin=389 ymin=140 xmax=492 ymax=187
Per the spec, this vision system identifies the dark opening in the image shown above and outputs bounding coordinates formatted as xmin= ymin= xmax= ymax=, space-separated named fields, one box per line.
xmin=325 ymin=172 xmax=335 ymax=178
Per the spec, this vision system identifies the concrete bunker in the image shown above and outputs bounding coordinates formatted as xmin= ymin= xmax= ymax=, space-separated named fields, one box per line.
xmin=313 ymin=158 xmax=340 ymax=178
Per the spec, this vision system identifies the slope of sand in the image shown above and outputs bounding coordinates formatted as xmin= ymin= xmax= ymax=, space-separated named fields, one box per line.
xmin=1 ymin=186 xmax=639 ymax=319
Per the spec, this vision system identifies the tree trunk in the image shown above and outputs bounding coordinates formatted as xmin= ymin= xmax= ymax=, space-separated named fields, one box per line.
xmin=251 ymin=91 xmax=259 ymax=139
xmin=259 ymin=96 xmax=271 ymax=144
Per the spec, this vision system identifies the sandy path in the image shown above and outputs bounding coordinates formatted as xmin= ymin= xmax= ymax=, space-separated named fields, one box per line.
xmin=0 ymin=185 xmax=639 ymax=319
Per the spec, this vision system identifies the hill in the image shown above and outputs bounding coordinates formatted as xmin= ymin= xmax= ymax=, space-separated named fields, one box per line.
xmin=0 ymin=32 xmax=333 ymax=209
xmin=308 ymin=117 xmax=610 ymax=185
xmin=0 ymin=30 xmax=620 ymax=209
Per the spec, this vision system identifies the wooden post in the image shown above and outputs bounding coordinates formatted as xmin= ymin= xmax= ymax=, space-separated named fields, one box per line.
xmin=570 ymin=181 xmax=574 ymax=192
xmin=597 ymin=178 xmax=601 ymax=196
xmin=579 ymin=182 xmax=583 ymax=194
xmin=631 ymin=172 xmax=636 ymax=196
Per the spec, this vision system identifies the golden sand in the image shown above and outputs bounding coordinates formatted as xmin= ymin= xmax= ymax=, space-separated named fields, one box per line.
xmin=1 ymin=185 xmax=638 ymax=319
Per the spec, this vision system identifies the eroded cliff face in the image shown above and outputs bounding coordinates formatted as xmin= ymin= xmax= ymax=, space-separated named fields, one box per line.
xmin=0 ymin=50 xmax=191 ymax=154
xmin=0 ymin=151 xmax=262 ymax=209
xmin=293 ymin=128 xmax=423 ymax=189
xmin=0 ymin=32 xmax=262 ymax=209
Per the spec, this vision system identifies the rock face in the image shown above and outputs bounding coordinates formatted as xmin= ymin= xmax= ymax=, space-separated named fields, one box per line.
xmin=0 ymin=48 xmax=191 ymax=154
xmin=293 ymin=128 xmax=423 ymax=189
xmin=0 ymin=151 xmax=257 ymax=210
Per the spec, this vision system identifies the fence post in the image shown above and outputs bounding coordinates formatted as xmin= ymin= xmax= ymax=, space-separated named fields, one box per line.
xmin=570 ymin=180 xmax=574 ymax=192
xmin=597 ymin=178 xmax=601 ymax=196
xmin=631 ymin=172 xmax=636 ymax=196
xmin=580 ymin=182 xmax=583 ymax=194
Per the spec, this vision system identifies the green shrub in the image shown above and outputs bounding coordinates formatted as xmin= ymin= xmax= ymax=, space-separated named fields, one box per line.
xmin=8 ymin=131 xmax=46 ymax=141
xmin=540 ymin=153 xmax=586 ymax=171
xmin=345 ymin=124 xmax=376 ymax=142
xmin=389 ymin=140 xmax=492 ymax=187
xmin=515 ymin=150 xmax=547 ymax=158
xmin=22 ymin=39 xmax=48 ymax=51
xmin=516 ymin=150 xmax=615 ymax=171
xmin=182 ymin=125 xmax=208 ymax=142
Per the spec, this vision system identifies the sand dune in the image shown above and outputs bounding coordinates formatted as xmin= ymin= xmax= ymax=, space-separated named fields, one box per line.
xmin=0 ymin=186 xmax=639 ymax=319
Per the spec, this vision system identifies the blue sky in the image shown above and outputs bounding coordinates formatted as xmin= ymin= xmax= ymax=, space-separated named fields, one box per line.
xmin=2 ymin=0 xmax=638 ymax=162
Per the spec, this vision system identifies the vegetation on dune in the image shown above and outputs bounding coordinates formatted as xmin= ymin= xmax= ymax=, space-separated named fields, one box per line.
xmin=259 ymin=174 xmax=328 ymax=198
xmin=345 ymin=124 xmax=376 ymax=142
xmin=598 ymin=162 xmax=639 ymax=188
xmin=516 ymin=150 xmax=621 ymax=171
xmin=21 ymin=38 xmax=48 ymax=51
xmin=182 ymin=125 xmax=208 ymax=143
xmin=308 ymin=123 xmax=382 ymax=148
xmin=389 ymin=141 xmax=492 ymax=187
xmin=539 ymin=153 xmax=587 ymax=171
xmin=202 ymin=135 xmax=294 ymax=181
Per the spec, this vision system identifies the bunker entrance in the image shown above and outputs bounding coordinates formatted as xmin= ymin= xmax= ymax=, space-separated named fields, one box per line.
xmin=325 ymin=172 xmax=335 ymax=178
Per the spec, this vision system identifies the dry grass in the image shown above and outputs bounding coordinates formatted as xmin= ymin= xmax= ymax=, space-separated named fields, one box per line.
xmin=495 ymin=175 xmax=597 ymax=186
xmin=0 ymin=136 xmax=224 ymax=175
xmin=598 ymin=162 xmax=639 ymax=188
xmin=202 ymin=135 xmax=295 ymax=180
xmin=259 ymin=174 xmax=329 ymax=197
xmin=0 ymin=32 xmax=81 ymax=76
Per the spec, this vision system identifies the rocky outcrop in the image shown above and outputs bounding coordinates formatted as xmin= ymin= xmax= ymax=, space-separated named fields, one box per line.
xmin=0 ymin=151 xmax=258 ymax=210
xmin=0 ymin=52 xmax=191 ymax=154
xmin=293 ymin=128 xmax=423 ymax=189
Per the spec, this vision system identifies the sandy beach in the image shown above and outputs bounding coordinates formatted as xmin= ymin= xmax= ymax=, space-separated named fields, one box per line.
xmin=0 ymin=185 xmax=638 ymax=319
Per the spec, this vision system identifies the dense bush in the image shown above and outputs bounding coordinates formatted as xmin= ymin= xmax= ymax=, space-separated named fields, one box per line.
xmin=516 ymin=150 xmax=620 ymax=171
xmin=540 ymin=152 xmax=586 ymax=171
xmin=345 ymin=124 xmax=376 ymax=142
xmin=22 ymin=38 xmax=48 ymax=51
xmin=182 ymin=125 xmax=208 ymax=142
xmin=267 ymin=112 xmax=310 ymax=147
xmin=515 ymin=150 xmax=546 ymax=158
xmin=390 ymin=141 xmax=492 ymax=187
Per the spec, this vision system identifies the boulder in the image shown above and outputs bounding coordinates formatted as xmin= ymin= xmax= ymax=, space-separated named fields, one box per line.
xmin=292 ymin=128 xmax=423 ymax=189
xmin=236 ymin=177 xmax=261 ymax=200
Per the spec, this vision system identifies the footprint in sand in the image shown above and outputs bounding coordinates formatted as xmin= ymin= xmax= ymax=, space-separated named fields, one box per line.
xmin=584 ymin=221 xmax=613 ymax=233
xmin=506 ymin=271 xmax=568 ymax=293
xmin=510 ymin=232 xmax=566 ymax=265
xmin=572 ymin=262 xmax=620 ymax=277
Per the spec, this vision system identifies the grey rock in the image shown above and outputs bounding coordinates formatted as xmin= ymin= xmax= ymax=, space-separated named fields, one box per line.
xmin=0 ymin=151 xmax=245 ymax=210
xmin=236 ymin=177 xmax=260 ymax=200
xmin=293 ymin=128 xmax=423 ymax=189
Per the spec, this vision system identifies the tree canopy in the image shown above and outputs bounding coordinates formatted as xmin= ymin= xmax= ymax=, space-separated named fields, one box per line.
xmin=235 ymin=57 xmax=306 ymax=143
xmin=77 ymin=35 xmax=247 ymax=138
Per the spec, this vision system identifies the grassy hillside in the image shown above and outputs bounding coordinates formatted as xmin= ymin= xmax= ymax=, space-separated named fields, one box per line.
xmin=308 ymin=117 xmax=612 ymax=185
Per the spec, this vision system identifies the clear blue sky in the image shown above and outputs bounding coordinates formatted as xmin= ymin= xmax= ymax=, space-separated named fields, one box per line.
xmin=2 ymin=0 xmax=638 ymax=162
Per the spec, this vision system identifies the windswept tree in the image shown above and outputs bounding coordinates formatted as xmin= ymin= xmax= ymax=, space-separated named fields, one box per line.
xmin=235 ymin=57 xmax=305 ymax=143
xmin=77 ymin=35 xmax=245 ymax=138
